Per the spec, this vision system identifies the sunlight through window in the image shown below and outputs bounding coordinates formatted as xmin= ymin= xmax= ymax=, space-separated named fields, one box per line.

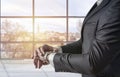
xmin=0 ymin=0 xmax=97 ymax=59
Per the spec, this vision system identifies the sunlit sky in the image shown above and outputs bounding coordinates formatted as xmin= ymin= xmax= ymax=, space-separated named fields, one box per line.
xmin=1 ymin=0 xmax=97 ymax=16
xmin=1 ymin=0 xmax=97 ymax=32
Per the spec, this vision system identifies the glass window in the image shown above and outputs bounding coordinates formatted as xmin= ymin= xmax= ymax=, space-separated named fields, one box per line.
xmin=1 ymin=18 xmax=33 ymax=41
xmin=35 ymin=0 xmax=66 ymax=16
xmin=68 ymin=18 xmax=84 ymax=41
xmin=0 ymin=0 xmax=96 ymax=59
xmin=1 ymin=0 xmax=32 ymax=16
xmin=69 ymin=0 xmax=97 ymax=16
xmin=34 ymin=18 xmax=66 ymax=41
xmin=1 ymin=43 xmax=33 ymax=59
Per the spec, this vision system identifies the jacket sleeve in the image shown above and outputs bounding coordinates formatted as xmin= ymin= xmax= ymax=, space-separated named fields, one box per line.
xmin=53 ymin=3 xmax=120 ymax=74
xmin=61 ymin=39 xmax=82 ymax=54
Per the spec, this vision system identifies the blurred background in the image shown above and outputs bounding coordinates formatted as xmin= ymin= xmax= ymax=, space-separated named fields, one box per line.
xmin=0 ymin=0 xmax=97 ymax=77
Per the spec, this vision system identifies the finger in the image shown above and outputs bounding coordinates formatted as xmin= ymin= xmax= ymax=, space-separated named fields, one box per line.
xmin=35 ymin=50 xmax=44 ymax=61
xmin=36 ymin=48 xmax=42 ymax=57
xmin=33 ymin=50 xmax=38 ymax=60
xmin=39 ymin=47 xmax=45 ymax=55
xmin=34 ymin=58 xmax=38 ymax=68
xmin=38 ymin=59 xmax=43 ymax=69
xmin=34 ymin=56 xmax=40 ymax=68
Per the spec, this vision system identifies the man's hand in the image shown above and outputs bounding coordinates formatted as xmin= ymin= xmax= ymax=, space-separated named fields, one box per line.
xmin=33 ymin=45 xmax=53 ymax=69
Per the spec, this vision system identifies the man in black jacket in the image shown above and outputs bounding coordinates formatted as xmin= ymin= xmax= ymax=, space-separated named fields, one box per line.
xmin=33 ymin=0 xmax=120 ymax=77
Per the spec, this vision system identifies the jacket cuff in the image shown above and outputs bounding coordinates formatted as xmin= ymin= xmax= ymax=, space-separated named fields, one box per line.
xmin=48 ymin=53 xmax=56 ymax=67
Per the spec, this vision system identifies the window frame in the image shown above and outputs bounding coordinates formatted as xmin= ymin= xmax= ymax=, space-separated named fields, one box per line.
xmin=0 ymin=0 xmax=85 ymax=59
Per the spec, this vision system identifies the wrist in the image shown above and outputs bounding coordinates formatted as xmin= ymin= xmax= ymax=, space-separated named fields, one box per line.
xmin=43 ymin=52 xmax=52 ymax=64
xmin=54 ymin=47 xmax=62 ymax=53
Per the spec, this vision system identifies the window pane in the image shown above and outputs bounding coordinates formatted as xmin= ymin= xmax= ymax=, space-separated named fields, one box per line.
xmin=1 ymin=43 xmax=33 ymax=59
xmin=69 ymin=0 xmax=97 ymax=16
xmin=68 ymin=18 xmax=84 ymax=41
xmin=1 ymin=18 xmax=33 ymax=41
xmin=1 ymin=0 xmax=32 ymax=16
xmin=35 ymin=0 xmax=66 ymax=16
xmin=35 ymin=18 xmax=66 ymax=41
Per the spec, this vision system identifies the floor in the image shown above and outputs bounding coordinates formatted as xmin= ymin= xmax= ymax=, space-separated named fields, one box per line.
xmin=0 ymin=59 xmax=82 ymax=77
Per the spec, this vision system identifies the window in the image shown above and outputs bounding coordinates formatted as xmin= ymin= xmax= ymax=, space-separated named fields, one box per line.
xmin=1 ymin=18 xmax=33 ymax=41
xmin=68 ymin=18 xmax=84 ymax=41
xmin=0 ymin=0 xmax=97 ymax=59
xmin=1 ymin=0 xmax=32 ymax=16
xmin=1 ymin=43 xmax=33 ymax=59
xmin=69 ymin=0 xmax=96 ymax=16
xmin=34 ymin=18 xmax=66 ymax=41
xmin=35 ymin=0 xmax=66 ymax=16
